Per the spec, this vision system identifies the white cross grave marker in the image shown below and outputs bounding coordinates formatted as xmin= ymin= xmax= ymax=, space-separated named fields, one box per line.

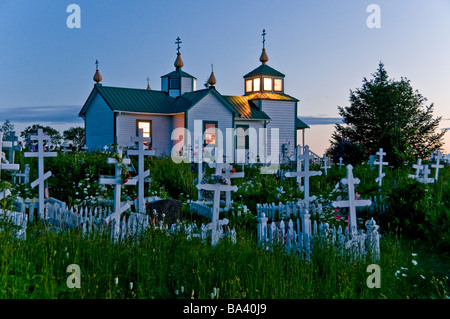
xmin=285 ymin=145 xmax=322 ymax=209
xmin=23 ymin=129 xmax=57 ymax=218
xmin=321 ymin=154 xmax=331 ymax=176
xmin=100 ymin=150 xmax=137 ymax=240
xmin=374 ymin=148 xmax=388 ymax=187
xmin=196 ymin=180 xmax=238 ymax=246
xmin=127 ymin=128 xmax=155 ymax=213
xmin=1 ymin=132 xmax=20 ymax=178
xmin=208 ymin=162 xmax=244 ymax=210
xmin=417 ymin=165 xmax=434 ymax=184
xmin=408 ymin=159 xmax=423 ymax=180
xmin=4 ymin=131 xmax=21 ymax=164
xmin=338 ymin=157 xmax=345 ymax=169
xmin=332 ymin=164 xmax=372 ymax=236
xmin=431 ymin=152 xmax=444 ymax=182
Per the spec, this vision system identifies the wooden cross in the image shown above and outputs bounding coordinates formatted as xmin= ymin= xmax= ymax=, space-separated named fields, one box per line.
xmin=337 ymin=157 xmax=344 ymax=169
xmin=262 ymin=29 xmax=266 ymax=48
xmin=208 ymin=162 xmax=244 ymax=209
xmin=374 ymin=148 xmax=388 ymax=187
xmin=100 ymin=150 xmax=137 ymax=239
xmin=196 ymin=181 xmax=238 ymax=246
xmin=285 ymin=145 xmax=322 ymax=209
xmin=417 ymin=165 xmax=434 ymax=184
xmin=127 ymin=128 xmax=155 ymax=213
xmin=175 ymin=37 xmax=182 ymax=53
xmin=431 ymin=152 xmax=444 ymax=182
xmin=1 ymin=132 xmax=20 ymax=179
xmin=321 ymin=153 xmax=331 ymax=176
xmin=24 ymin=129 xmax=57 ymax=218
xmin=408 ymin=159 xmax=423 ymax=180
xmin=332 ymin=164 xmax=372 ymax=236
xmin=4 ymin=131 xmax=21 ymax=164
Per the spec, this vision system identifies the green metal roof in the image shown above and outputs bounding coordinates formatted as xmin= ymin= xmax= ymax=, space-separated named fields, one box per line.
xmin=222 ymin=95 xmax=270 ymax=120
xmin=243 ymin=64 xmax=285 ymax=78
xmin=170 ymin=89 xmax=212 ymax=113
xmin=161 ymin=68 xmax=196 ymax=79
xmin=79 ymin=85 xmax=176 ymax=116
xmin=296 ymin=117 xmax=310 ymax=129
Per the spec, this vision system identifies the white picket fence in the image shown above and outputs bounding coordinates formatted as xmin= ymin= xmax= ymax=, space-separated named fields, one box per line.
xmin=3 ymin=198 xmax=237 ymax=244
xmin=0 ymin=209 xmax=28 ymax=240
xmin=257 ymin=214 xmax=380 ymax=261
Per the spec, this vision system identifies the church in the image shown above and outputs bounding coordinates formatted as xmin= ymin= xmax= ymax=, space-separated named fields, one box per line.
xmin=78 ymin=31 xmax=310 ymax=163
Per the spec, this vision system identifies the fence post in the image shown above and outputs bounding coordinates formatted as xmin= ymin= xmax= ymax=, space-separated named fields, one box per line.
xmin=365 ymin=218 xmax=380 ymax=261
xmin=257 ymin=213 xmax=268 ymax=245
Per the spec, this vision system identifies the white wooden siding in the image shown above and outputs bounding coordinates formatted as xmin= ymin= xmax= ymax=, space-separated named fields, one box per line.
xmin=85 ymin=94 xmax=114 ymax=151
xmin=260 ymin=100 xmax=296 ymax=160
xmin=181 ymin=77 xmax=193 ymax=94
xmin=116 ymin=113 xmax=173 ymax=156
xmin=171 ymin=113 xmax=185 ymax=149
xmin=234 ymin=120 xmax=265 ymax=163
xmin=187 ymin=92 xmax=234 ymax=160
xmin=161 ymin=77 xmax=168 ymax=92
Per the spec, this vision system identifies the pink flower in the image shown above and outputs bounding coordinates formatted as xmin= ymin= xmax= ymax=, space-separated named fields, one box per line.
xmin=355 ymin=193 xmax=361 ymax=200
xmin=334 ymin=214 xmax=342 ymax=221
xmin=334 ymin=207 xmax=339 ymax=214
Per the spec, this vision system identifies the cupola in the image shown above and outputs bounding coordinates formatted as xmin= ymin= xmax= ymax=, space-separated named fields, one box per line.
xmin=161 ymin=37 xmax=197 ymax=98
xmin=243 ymin=29 xmax=285 ymax=95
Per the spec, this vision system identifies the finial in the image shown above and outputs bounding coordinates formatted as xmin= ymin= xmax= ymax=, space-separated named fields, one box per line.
xmin=207 ymin=64 xmax=216 ymax=87
xmin=146 ymin=77 xmax=151 ymax=90
xmin=174 ymin=37 xmax=184 ymax=69
xmin=93 ymin=59 xmax=102 ymax=83
xmin=260 ymin=29 xmax=269 ymax=65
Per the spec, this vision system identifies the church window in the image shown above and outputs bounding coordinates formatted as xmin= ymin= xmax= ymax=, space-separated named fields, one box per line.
xmin=203 ymin=121 xmax=218 ymax=147
xmin=263 ymin=77 xmax=272 ymax=91
xmin=245 ymin=80 xmax=253 ymax=93
xmin=236 ymin=125 xmax=249 ymax=150
xmin=253 ymin=78 xmax=261 ymax=91
xmin=136 ymin=120 xmax=152 ymax=143
xmin=274 ymin=78 xmax=283 ymax=91
xmin=170 ymin=78 xmax=180 ymax=89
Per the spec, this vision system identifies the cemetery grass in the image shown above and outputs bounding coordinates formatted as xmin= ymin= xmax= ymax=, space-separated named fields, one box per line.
xmin=0 ymin=221 xmax=448 ymax=299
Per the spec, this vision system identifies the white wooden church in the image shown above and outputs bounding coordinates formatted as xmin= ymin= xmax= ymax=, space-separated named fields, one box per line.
xmin=78 ymin=31 xmax=310 ymax=162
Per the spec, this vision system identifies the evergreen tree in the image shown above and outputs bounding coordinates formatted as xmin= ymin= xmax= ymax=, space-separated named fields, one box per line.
xmin=331 ymin=62 xmax=445 ymax=167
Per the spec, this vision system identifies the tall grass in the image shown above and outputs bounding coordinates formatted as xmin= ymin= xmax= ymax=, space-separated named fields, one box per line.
xmin=0 ymin=222 xmax=447 ymax=299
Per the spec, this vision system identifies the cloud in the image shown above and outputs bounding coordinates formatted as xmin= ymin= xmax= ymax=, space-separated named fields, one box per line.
xmin=0 ymin=105 xmax=82 ymax=124
xmin=299 ymin=116 xmax=343 ymax=126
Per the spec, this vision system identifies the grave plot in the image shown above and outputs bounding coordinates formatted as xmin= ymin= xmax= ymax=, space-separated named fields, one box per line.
xmin=257 ymin=164 xmax=380 ymax=261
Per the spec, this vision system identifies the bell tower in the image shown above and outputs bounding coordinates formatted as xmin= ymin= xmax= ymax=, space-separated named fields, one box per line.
xmin=161 ymin=37 xmax=197 ymax=98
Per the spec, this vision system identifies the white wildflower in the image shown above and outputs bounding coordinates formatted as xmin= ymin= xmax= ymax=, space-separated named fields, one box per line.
xmin=412 ymin=253 xmax=418 ymax=257
xmin=420 ymin=275 xmax=426 ymax=280
xmin=129 ymin=282 xmax=133 ymax=290
xmin=114 ymin=277 xmax=119 ymax=285
xmin=412 ymin=260 xmax=418 ymax=266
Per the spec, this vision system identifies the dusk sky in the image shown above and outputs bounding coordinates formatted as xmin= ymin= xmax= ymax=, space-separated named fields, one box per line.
xmin=0 ymin=0 xmax=449 ymax=155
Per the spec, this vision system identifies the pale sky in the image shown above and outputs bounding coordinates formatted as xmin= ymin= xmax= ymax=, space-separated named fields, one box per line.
xmin=0 ymin=0 xmax=449 ymax=154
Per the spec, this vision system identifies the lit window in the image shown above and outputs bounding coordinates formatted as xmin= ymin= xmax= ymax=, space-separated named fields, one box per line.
xmin=203 ymin=121 xmax=217 ymax=146
xmin=274 ymin=79 xmax=283 ymax=91
xmin=253 ymin=78 xmax=260 ymax=91
xmin=137 ymin=120 xmax=152 ymax=147
xmin=263 ymin=77 xmax=272 ymax=91
xmin=245 ymin=80 xmax=253 ymax=93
